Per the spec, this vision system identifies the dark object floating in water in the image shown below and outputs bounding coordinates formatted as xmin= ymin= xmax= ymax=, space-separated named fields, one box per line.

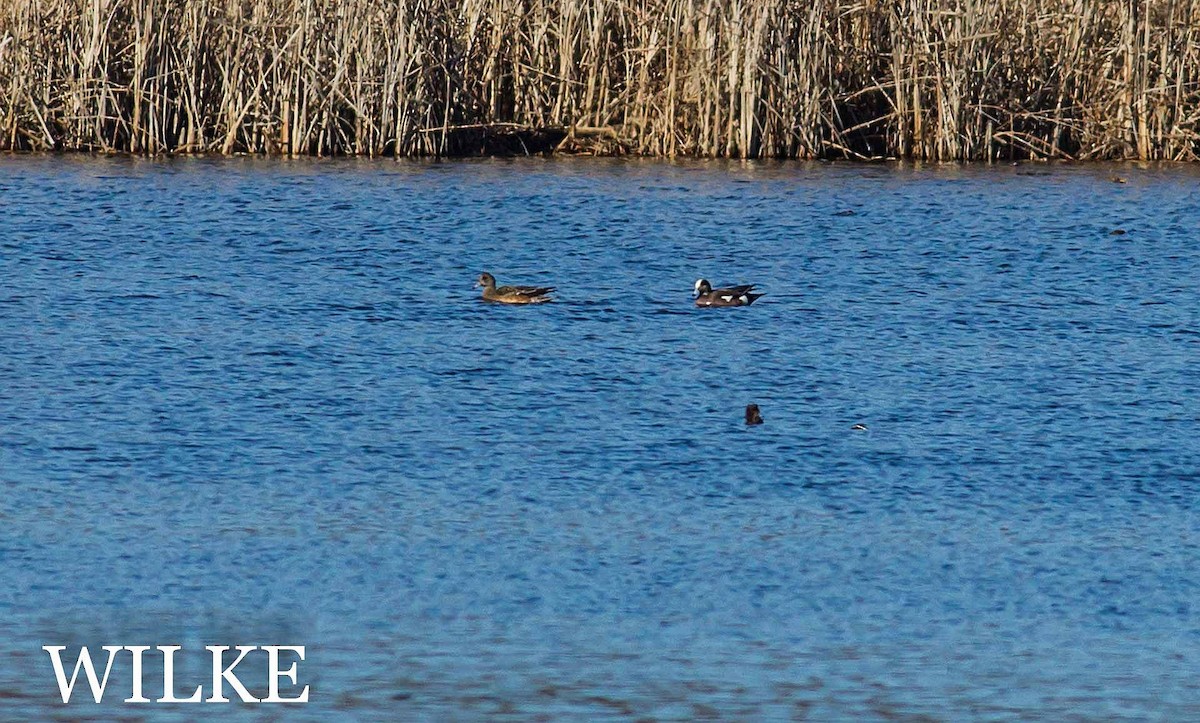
xmin=834 ymin=209 xmax=856 ymax=217
xmin=1110 ymin=229 xmax=1127 ymax=235
xmin=850 ymin=423 xmax=868 ymax=431
xmin=1110 ymin=176 xmax=1128 ymax=184
xmin=694 ymin=279 xmax=764 ymax=307
xmin=475 ymin=272 xmax=556 ymax=304
xmin=745 ymin=404 xmax=764 ymax=425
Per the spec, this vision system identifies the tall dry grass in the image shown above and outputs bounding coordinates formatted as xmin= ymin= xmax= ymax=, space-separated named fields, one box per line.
xmin=1 ymin=0 xmax=1199 ymax=159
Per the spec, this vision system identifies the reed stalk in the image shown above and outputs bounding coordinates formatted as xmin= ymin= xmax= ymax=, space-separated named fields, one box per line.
xmin=1 ymin=0 xmax=1198 ymax=159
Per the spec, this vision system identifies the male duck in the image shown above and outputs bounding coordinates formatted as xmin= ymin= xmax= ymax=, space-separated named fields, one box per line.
xmin=476 ymin=272 xmax=556 ymax=304
xmin=694 ymin=278 xmax=763 ymax=307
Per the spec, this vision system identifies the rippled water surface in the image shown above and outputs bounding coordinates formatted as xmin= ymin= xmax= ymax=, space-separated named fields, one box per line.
xmin=1 ymin=156 xmax=1199 ymax=719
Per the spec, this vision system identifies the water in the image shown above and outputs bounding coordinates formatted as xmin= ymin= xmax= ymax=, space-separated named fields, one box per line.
xmin=1 ymin=156 xmax=1198 ymax=719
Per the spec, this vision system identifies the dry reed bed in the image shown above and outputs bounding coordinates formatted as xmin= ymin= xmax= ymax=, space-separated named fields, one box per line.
xmin=2 ymin=0 xmax=1199 ymax=159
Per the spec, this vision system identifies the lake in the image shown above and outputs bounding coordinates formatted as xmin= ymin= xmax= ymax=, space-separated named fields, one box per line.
xmin=1 ymin=156 xmax=1198 ymax=719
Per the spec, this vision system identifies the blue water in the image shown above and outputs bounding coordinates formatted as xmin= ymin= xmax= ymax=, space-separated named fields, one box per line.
xmin=1 ymin=156 xmax=1198 ymax=719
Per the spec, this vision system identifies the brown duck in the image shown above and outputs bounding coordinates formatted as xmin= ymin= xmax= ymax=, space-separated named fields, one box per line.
xmin=475 ymin=272 xmax=556 ymax=304
xmin=745 ymin=404 xmax=764 ymax=425
xmin=694 ymin=278 xmax=763 ymax=307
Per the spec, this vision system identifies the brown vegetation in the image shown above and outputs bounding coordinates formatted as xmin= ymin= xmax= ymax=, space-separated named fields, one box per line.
xmin=2 ymin=0 xmax=1199 ymax=159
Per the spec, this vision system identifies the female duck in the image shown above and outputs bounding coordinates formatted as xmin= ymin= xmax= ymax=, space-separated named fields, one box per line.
xmin=476 ymin=272 xmax=556 ymax=304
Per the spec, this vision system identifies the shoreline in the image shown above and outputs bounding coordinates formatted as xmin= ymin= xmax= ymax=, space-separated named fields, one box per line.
xmin=3 ymin=149 xmax=1198 ymax=171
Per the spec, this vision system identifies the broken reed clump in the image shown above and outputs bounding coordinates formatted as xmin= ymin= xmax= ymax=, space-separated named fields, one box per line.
xmin=1 ymin=0 xmax=1198 ymax=160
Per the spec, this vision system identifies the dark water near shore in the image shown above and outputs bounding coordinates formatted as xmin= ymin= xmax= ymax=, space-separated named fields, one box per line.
xmin=1 ymin=156 xmax=1198 ymax=719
